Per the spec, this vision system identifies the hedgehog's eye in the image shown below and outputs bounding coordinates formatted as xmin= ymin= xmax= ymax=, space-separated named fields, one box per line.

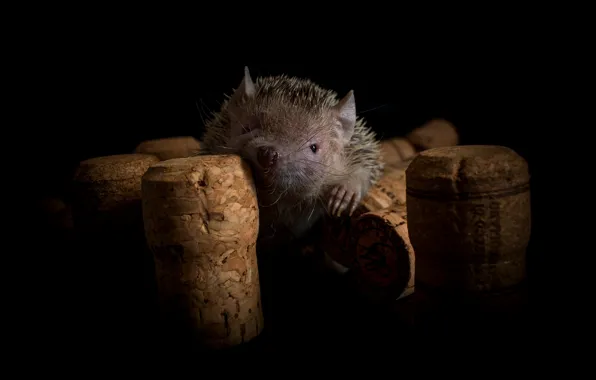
xmin=310 ymin=144 xmax=318 ymax=153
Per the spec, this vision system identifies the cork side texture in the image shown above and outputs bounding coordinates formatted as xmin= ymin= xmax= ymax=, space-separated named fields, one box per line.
xmin=71 ymin=153 xmax=161 ymax=326
xmin=354 ymin=206 xmax=414 ymax=303
xmin=380 ymin=138 xmax=417 ymax=168
xmin=406 ymin=145 xmax=531 ymax=295
xmin=72 ymin=153 xmax=160 ymax=230
xmin=141 ymin=154 xmax=263 ymax=349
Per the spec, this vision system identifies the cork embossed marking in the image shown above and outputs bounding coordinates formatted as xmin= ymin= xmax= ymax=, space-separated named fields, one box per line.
xmin=470 ymin=201 xmax=501 ymax=266
xmin=406 ymin=182 xmax=530 ymax=201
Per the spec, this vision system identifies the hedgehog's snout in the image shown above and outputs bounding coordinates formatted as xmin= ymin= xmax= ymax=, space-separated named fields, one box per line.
xmin=257 ymin=146 xmax=279 ymax=169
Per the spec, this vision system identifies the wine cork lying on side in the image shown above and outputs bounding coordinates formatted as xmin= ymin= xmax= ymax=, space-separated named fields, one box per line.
xmin=322 ymin=161 xmax=410 ymax=270
xmin=359 ymin=160 xmax=410 ymax=212
xmin=353 ymin=206 xmax=414 ymax=302
xmin=406 ymin=118 xmax=459 ymax=152
xmin=134 ymin=136 xmax=202 ymax=161
xmin=141 ymin=154 xmax=264 ymax=350
xmin=380 ymin=138 xmax=417 ymax=168
xmin=406 ymin=145 xmax=531 ymax=297
xmin=380 ymin=118 xmax=459 ymax=168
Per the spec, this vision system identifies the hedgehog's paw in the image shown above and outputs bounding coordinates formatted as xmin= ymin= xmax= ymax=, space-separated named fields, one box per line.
xmin=327 ymin=182 xmax=362 ymax=217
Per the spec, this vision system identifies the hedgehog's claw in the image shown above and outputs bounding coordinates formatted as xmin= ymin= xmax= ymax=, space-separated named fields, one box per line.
xmin=328 ymin=183 xmax=362 ymax=217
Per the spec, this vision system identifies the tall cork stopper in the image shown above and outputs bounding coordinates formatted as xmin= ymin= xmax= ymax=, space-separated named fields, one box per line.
xmin=141 ymin=154 xmax=264 ymax=350
xmin=135 ymin=136 xmax=202 ymax=161
xmin=71 ymin=153 xmax=161 ymax=326
xmin=406 ymin=145 xmax=531 ymax=296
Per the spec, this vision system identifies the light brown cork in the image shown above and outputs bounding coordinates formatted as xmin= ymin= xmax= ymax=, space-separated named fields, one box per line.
xmin=322 ymin=162 xmax=410 ymax=269
xmin=380 ymin=138 xmax=417 ymax=168
xmin=380 ymin=119 xmax=458 ymax=169
xmin=360 ymin=160 xmax=410 ymax=212
xmin=406 ymin=118 xmax=459 ymax=151
xmin=71 ymin=153 xmax=161 ymax=320
xmin=134 ymin=136 xmax=202 ymax=161
xmin=406 ymin=145 xmax=531 ymax=295
xmin=72 ymin=153 xmax=160 ymax=230
xmin=353 ymin=206 xmax=414 ymax=302
xmin=141 ymin=154 xmax=264 ymax=350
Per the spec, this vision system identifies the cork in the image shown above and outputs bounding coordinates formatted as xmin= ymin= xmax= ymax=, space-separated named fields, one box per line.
xmin=141 ymin=154 xmax=264 ymax=350
xmin=360 ymin=160 xmax=410 ymax=212
xmin=322 ymin=161 xmax=409 ymax=269
xmin=380 ymin=138 xmax=417 ymax=168
xmin=134 ymin=136 xmax=202 ymax=161
xmin=71 ymin=153 xmax=161 ymax=323
xmin=72 ymin=153 xmax=160 ymax=232
xmin=353 ymin=206 xmax=414 ymax=302
xmin=379 ymin=119 xmax=458 ymax=169
xmin=406 ymin=145 xmax=531 ymax=296
xmin=406 ymin=118 xmax=459 ymax=151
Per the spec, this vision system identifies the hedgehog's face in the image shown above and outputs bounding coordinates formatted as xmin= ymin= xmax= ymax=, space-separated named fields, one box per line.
xmin=240 ymin=110 xmax=347 ymax=199
xmin=225 ymin=67 xmax=358 ymax=200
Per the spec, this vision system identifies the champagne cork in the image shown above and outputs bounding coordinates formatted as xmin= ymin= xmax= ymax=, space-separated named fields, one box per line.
xmin=71 ymin=153 xmax=161 ymax=322
xmin=134 ymin=136 xmax=202 ymax=161
xmin=406 ymin=118 xmax=459 ymax=151
xmin=141 ymin=154 xmax=264 ymax=350
xmin=406 ymin=145 xmax=531 ymax=296
xmin=322 ymin=161 xmax=410 ymax=270
xmin=353 ymin=206 xmax=414 ymax=302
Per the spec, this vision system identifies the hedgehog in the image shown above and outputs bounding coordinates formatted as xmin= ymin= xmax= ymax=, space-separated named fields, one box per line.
xmin=200 ymin=67 xmax=384 ymax=248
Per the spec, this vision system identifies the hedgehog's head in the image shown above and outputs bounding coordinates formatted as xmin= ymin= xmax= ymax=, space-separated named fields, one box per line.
xmin=225 ymin=67 xmax=357 ymax=201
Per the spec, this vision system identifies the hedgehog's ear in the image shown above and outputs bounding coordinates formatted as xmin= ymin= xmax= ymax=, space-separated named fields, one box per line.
xmin=229 ymin=66 xmax=256 ymax=108
xmin=228 ymin=67 xmax=256 ymax=138
xmin=333 ymin=90 xmax=356 ymax=141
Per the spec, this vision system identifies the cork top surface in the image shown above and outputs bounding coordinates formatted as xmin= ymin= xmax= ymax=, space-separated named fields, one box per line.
xmin=406 ymin=145 xmax=529 ymax=193
xmin=135 ymin=136 xmax=201 ymax=151
xmin=74 ymin=153 xmax=160 ymax=182
xmin=142 ymin=154 xmax=249 ymax=182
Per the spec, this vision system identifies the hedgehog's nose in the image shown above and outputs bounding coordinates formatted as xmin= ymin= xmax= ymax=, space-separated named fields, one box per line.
xmin=257 ymin=146 xmax=279 ymax=168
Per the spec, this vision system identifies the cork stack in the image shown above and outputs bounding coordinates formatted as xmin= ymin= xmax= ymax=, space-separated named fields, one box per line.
xmin=406 ymin=145 xmax=531 ymax=307
xmin=71 ymin=153 xmax=161 ymax=325
xmin=141 ymin=154 xmax=264 ymax=350
xmin=135 ymin=136 xmax=202 ymax=161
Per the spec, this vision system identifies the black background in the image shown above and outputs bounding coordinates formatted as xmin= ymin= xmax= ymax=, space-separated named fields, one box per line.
xmin=27 ymin=17 xmax=554 ymax=361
